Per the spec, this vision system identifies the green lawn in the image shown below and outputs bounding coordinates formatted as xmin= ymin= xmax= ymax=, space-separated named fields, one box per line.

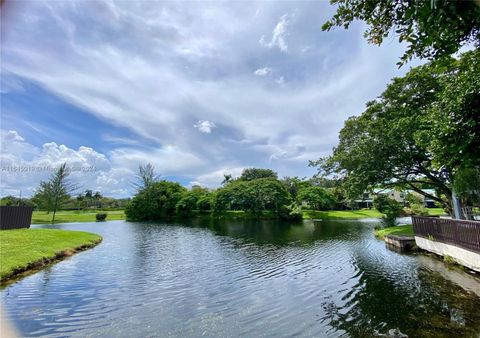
xmin=425 ymin=207 xmax=447 ymax=216
xmin=32 ymin=210 xmax=126 ymax=224
xmin=303 ymin=207 xmax=446 ymax=220
xmin=0 ymin=228 xmax=102 ymax=281
xmin=303 ymin=209 xmax=384 ymax=220
xmin=374 ymin=224 xmax=414 ymax=239
xmin=30 ymin=207 xmax=445 ymax=224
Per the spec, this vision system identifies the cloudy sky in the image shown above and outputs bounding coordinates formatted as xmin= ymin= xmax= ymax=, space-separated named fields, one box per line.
xmin=1 ymin=1 xmax=415 ymax=198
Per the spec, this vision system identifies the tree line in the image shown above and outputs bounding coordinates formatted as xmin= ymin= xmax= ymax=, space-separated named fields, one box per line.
xmin=124 ymin=165 xmax=344 ymax=221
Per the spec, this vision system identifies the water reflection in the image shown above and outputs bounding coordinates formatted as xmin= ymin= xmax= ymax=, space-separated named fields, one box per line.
xmin=1 ymin=219 xmax=479 ymax=337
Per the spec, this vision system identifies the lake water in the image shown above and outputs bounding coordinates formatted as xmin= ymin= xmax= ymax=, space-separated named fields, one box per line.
xmin=2 ymin=219 xmax=480 ymax=337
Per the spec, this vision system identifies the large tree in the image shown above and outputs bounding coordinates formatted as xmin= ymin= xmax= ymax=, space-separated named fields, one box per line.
xmin=323 ymin=0 xmax=480 ymax=66
xmin=239 ymin=168 xmax=278 ymax=181
xmin=213 ymin=178 xmax=291 ymax=217
xmin=311 ymin=51 xmax=479 ymax=215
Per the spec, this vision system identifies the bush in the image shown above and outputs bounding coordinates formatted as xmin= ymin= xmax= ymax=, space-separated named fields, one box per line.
xmin=280 ymin=203 xmax=303 ymax=221
xmin=405 ymin=192 xmax=428 ymax=215
xmin=95 ymin=213 xmax=107 ymax=221
xmin=373 ymin=195 xmax=403 ymax=227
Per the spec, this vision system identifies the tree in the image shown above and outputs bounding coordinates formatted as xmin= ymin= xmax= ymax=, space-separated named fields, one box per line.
xmin=125 ymin=180 xmax=186 ymax=220
xmin=76 ymin=194 xmax=84 ymax=210
xmin=133 ymin=163 xmax=159 ymax=191
xmin=418 ymin=51 xmax=480 ymax=170
xmin=213 ymin=178 xmax=292 ymax=218
xmin=311 ymin=51 xmax=480 ymax=216
xmin=222 ymin=174 xmax=233 ymax=185
xmin=175 ymin=186 xmax=211 ymax=216
xmin=239 ymin=168 xmax=278 ymax=181
xmin=32 ymin=163 xmax=76 ymax=223
xmin=297 ymin=186 xmax=336 ymax=210
xmin=453 ymin=167 xmax=480 ymax=208
xmin=93 ymin=191 xmax=102 ymax=208
xmin=323 ymin=0 xmax=480 ymax=66
xmin=281 ymin=176 xmax=311 ymax=200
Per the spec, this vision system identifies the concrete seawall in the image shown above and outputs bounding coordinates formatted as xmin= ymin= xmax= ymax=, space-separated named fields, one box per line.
xmin=415 ymin=236 xmax=480 ymax=273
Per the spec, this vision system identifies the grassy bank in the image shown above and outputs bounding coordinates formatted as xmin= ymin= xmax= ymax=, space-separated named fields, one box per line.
xmin=374 ymin=224 xmax=414 ymax=239
xmin=32 ymin=210 xmax=125 ymax=224
xmin=30 ymin=207 xmax=445 ymax=224
xmin=303 ymin=209 xmax=384 ymax=220
xmin=0 ymin=228 xmax=102 ymax=282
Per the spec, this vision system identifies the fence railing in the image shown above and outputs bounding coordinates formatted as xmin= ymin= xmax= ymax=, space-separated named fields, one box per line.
xmin=0 ymin=206 xmax=33 ymax=230
xmin=412 ymin=216 xmax=480 ymax=254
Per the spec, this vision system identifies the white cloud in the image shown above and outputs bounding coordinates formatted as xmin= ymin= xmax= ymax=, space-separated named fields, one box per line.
xmin=194 ymin=120 xmax=217 ymax=133
xmin=0 ymin=130 xmax=129 ymax=197
xmin=0 ymin=1 xmax=413 ymax=194
xmin=191 ymin=166 xmax=245 ymax=188
xmin=2 ymin=130 xmax=25 ymax=142
xmin=259 ymin=13 xmax=291 ymax=52
xmin=254 ymin=67 xmax=272 ymax=76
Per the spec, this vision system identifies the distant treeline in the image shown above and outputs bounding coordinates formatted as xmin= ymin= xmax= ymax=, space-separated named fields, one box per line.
xmin=125 ymin=167 xmax=347 ymax=221
xmin=0 ymin=192 xmax=130 ymax=211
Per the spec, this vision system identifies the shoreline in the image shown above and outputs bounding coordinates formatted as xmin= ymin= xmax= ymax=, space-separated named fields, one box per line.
xmin=0 ymin=229 xmax=102 ymax=286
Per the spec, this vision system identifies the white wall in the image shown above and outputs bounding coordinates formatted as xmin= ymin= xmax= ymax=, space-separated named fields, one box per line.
xmin=415 ymin=237 xmax=480 ymax=272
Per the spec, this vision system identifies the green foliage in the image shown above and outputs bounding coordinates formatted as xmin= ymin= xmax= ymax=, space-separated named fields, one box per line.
xmin=95 ymin=213 xmax=107 ymax=221
xmin=453 ymin=166 xmax=480 ymax=206
xmin=32 ymin=163 xmax=76 ymax=223
xmin=125 ymin=181 xmax=186 ymax=220
xmin=176 ymin=186 xmax=212 ymax=215
xmin=373 ymin=195 xmax=403 ymax=227
xmin=297 ymin=186 xmax=335 ymax=210
xmin=281 ymin=176 xmax=306 ymax=200
xmin=405 ymin=192 xmax=428 ymax=216
xmin=282 ymin=203 xmax=303 ymax=221
xmin=312 ymin=51 xmax=480 ymax=216
xmin=239 ymin=168 xmax=278 ymax=181
xmin=417 ymin=51 xmax=480 ymax=170
xmin=323 ymin=0 xmax=480 ymax=66
xmin=213 ymin=178 xmax=292 ymax=218
xmin=0 ymin=196 xmax=36 ymax=208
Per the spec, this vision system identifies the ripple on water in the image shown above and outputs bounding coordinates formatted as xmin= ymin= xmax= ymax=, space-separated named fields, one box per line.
xmin=2 ymin=220 xmax=480 ymax=337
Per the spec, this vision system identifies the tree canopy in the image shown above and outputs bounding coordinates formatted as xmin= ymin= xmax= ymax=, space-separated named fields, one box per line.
xmin=239 ymin=168 xmax=278 ymax=181
xmin=297 ymin=186 xmax=336 ymax=210
xmin=125 ymin=180 xmax=186 ymax=220
xmin=213 ymin=178 xmax=291 ymax=216
xmin=323 ymin=0 xmax=480 ymax=66
xmin=311 ymin=50 xmax=480 ymax=214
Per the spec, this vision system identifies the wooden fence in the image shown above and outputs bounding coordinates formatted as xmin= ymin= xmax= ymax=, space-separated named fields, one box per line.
xmin=412 ymin=216 xmax=480 ymax=254
xmin=0 ymin=206 xmax=33 ymax=230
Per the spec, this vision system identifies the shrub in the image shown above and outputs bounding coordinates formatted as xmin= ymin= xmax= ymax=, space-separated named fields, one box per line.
xmin=373 ymin=195 xmax=403 ymax=227
xmin=96 ymin=213 xmax=107 ymax=221
xmin=405 ymin=192 xmax=428 ymax=215
xmin=280 ymin=203 xmax=303 ymax=221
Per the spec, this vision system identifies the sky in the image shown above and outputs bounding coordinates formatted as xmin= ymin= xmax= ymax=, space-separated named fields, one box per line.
xmin=1 ymin=1 xmax=415 ymax=198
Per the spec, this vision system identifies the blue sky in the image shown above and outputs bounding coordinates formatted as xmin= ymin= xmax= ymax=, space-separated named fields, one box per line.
xmin=1 ymin=1 xmax=414 ymax=197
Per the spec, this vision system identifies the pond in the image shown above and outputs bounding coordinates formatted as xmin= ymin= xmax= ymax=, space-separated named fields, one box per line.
xmin=2 ymin=219 xmax=480 ymax=337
